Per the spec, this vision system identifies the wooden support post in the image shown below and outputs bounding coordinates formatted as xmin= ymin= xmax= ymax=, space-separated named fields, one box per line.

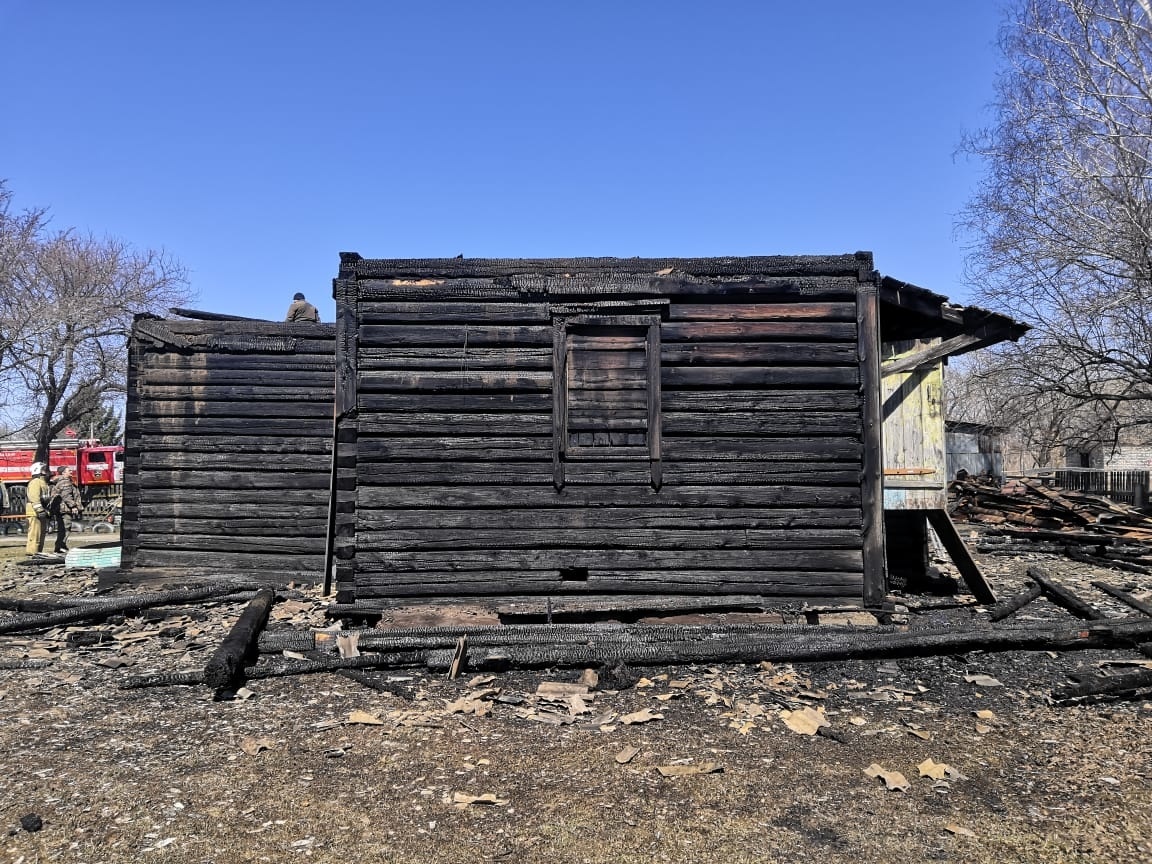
xmin=121 ymin=321 xmax=145 ymax=571
xmin=857 ymin=281 xmax=887 ymax=606
xmin=330 ymin=276 xmax=361 ymax=602
xmin=552 ymin=318 xmax=568 ymax=490
xmin=647 ymin=320 xmax=662 ymax=490
xmin=926 ymin=509 xmax=997 ymax=604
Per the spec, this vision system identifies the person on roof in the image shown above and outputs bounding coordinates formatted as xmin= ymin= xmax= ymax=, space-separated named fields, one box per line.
xmin=24 ymin=462 xmax=51 ymax=556
xmin=285 ymin=292 xmax=320 ymax=323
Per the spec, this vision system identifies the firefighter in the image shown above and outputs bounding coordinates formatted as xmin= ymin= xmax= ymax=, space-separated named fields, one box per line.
xmin=24 ymin=462 xmax=51 ymax=556
xmin=285 ymin=292 xmax=320 ymax=323
xmin=49 ymin=466 xmax=82 ymax=554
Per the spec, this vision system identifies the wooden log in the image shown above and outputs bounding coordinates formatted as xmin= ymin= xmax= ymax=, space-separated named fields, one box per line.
xmin=138 ymin=385 xmax=336 ymax=401
xmin=134 ymin=400 xmax=333 ymax=419
xmin=662 ymin=437 xmax=862 ymax=461
xmin=138 ymin=369 xmax=335 ymax=387
xmin=663 ymin=412 xmax=860 ymax=436
xmin=356 ymin=484 xmax=862 ymax=509
xmin=140 ymin=518 xmax=329 ymax=536
xmin=1067 ymin=547 xmax=1151 ymax=574
xmin=203 ymin=588 xmax=276 ymax=689
xmin=666 ymin=302 xmax=857 ymax=322
xmin=356 ymin=506 xmax=863 ymax=531
xmin=250 ymin=617 xmax=1152 ymax=674
xmin=664 ymin=366 xmax=858 ymax=387
xmin=452 ymin=618 xmax=1152 ymax=670
xmin=359 ymin=301 xmax=550 ymax=323
xmin=0 ymin=584 xmax=261 ymax=635
xmin=1052 ymin=668 xmax=1152 ymax=701
xmin=140 ymin=452 xmax=338 ymax=471
xmin=359 ymin=325 xmax=552 ymax=348
xmin=356 ymin=527 xmax=862 ymax=552
xmin=358 ymin=370 xmax=551 ymax=392
xmin=352 ymin=576 xmax=863 ymax=598
xmin=1027 ymin=566 xmax=1109 ymax=620
xmin=352 ymin=462 xmax=862 ymax=488
xmin=355 ymin=547 xmax=865 ymax=572
xmin=135 ymin=435 xmax=333 ymax=455
xmin=1091 ymin=581 xmax=1152 ymax=616
xmin=661 ymin=342 xmax=858 ymax=365
xmin=134 ymin=534 xmax=324 ymax=553
xmin=661 ymin=321 xmax=856 ymax=342
xmin=141 ymin=353 xmax=334 ymax=370
xmin=662 ymin=390 xmax=861 ymax=412
xmin=164 ymin=320 xmax=336 ymax=337
xmin=136 ymin=418 xmax=333 ymax=437
xmin=128 ymin=470 xmax=330 ymax=491
xmin=132 ymin=550 xmax=326 ymax=574
xmin=359 ymin=393 xmax=551 ymax=413
xmin=137 ymin=488 xmax=330 ymax=506
xmin=987 ymin=582 xmax=1043 ymax=622
xmin=360 ymin=347 xmax=553 ymax=370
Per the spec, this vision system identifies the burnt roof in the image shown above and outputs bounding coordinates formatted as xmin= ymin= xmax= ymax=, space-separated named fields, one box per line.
xmin=878 ymin=275 xmax=1030 ymax=355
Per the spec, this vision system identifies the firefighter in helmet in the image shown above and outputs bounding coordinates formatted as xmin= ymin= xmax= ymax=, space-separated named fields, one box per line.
xmin=25 ymin=461 xmax=52 ymax=556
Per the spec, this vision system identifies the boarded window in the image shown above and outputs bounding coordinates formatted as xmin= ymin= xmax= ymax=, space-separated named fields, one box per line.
xmin=566 ymin=327 xmax=648 ymax=454
xmin=552 ymin=315 xmax=662 ymax=488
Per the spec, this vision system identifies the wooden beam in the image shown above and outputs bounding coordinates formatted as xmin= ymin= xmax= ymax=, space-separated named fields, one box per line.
xmin=858 ymin=283 xmax=887 ymax=606
xmin=169 ymin=307 xmax=270 ymax=322
xmin=881 ymin=333 xmax=983 ymax=376
xmin=647 ymin=320 xmax=662 ymax=490
xmin=329 ymin=278 xmax=360 ymax=598
xmin=552 ymin=317 xmax=568 ymax=489
xmin=925 ymin=509 xmax=996 ymax=604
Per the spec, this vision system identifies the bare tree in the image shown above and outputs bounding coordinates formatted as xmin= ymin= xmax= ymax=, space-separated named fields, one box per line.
xmin=0 ymin=182 xmax=49 ymax=408
xmin=0 ymin=184 xmax=191 ymax=460
xmin=960 ymin=0 xmax=1152 ymax=443
xmin=947 ymin=348 xmax=1119 ymax=469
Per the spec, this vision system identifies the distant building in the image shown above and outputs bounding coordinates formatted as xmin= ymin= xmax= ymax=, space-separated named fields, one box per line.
xmin=945 ymin=421 xmax=1005 ymax=481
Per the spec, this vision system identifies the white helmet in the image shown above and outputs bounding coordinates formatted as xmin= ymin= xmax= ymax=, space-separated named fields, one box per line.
xmin=30 ymin=462 xmax=45 ymax=475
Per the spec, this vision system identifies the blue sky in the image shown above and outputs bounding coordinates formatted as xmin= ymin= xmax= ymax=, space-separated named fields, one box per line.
xmin=0 ymin=2 xmax=1006 ymax=322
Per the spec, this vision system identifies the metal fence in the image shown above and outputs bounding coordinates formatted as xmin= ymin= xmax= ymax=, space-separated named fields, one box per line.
xmin=1052 ymin=468 xmax=1150 ymax=506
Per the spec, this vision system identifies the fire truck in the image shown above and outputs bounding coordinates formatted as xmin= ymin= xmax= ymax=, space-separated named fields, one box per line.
xmin=0 ymin=439 xmax=124 ymax=519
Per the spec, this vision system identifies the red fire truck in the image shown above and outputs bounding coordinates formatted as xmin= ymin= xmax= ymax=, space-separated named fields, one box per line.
xmin=0 ymin=439 xmax=124 ymax=517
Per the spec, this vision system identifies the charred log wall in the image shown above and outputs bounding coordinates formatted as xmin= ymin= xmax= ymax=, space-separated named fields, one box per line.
xmin=337 ymin=255 xmax=882 ymax=608
xmin=122 ymin=319 xmax=335 ymax=581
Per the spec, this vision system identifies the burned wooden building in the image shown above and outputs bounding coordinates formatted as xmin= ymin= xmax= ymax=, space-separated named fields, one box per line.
xmin=122 ymin=314 xmax=336 ymax=581
xmin=329 ymin=254 xmax=1026 ymax=615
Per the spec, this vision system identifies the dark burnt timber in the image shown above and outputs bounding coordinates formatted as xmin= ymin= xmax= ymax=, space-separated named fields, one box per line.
xmin=122 ymin=317 xmax=335 ymax=583
xmin=1027 ymin=566 xmax=1109 ymax=620
xmin=203 ymin=587 xmax=276 ymax=690
xmin=241 ymin=617 xmax=1152 ymax=676
xmin=0 ymin=584 xmax=261 ymax=635
xmin=1092 ymin=581 xmax=1152 ymax=617
xmin=1053 ymin=668 xmax=1152 ymax=702
xmin=987 ymin=582 xmax=1043 ymax=622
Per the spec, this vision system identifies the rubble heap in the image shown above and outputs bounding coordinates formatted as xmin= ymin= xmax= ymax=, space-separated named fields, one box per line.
xmin=950 ymin=476 xmax=1152 ymax=571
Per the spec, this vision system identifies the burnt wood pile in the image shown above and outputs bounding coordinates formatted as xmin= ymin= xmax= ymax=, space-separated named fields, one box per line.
xmin=122 ymin=315 xmax=335 ymax=582
xmin=951 ymin=476 xmax=1152 ymax=571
